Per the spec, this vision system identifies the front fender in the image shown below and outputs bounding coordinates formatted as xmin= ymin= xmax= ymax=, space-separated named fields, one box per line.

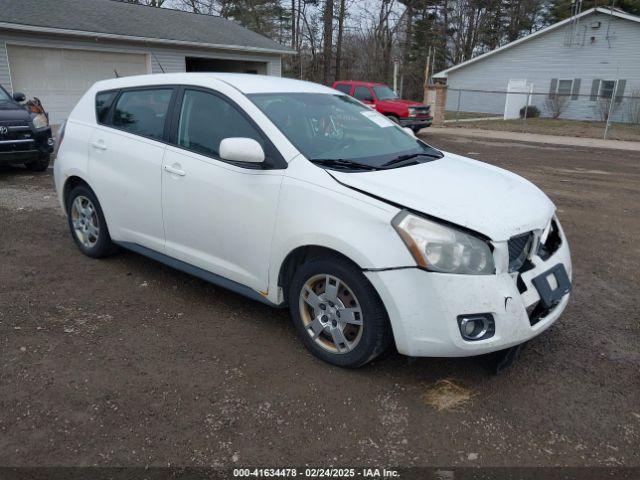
xmin=266 ymin=170 xmax=416 ymax=304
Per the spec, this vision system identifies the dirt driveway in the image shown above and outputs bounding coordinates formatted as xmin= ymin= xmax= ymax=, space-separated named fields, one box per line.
xmin=1 ymin=134 xmax=639 ymax=467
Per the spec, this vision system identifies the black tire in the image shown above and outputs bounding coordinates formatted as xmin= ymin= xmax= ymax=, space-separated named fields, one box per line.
xmin=411 ymin=126 xmax=423 ymax=134
xmin=289 ymin=256 xmax=392 ymax=368
xmin=66 ymin=184 xmax=117 ymax=258
xmin=25 ymin=155 xmax=50 ymax=172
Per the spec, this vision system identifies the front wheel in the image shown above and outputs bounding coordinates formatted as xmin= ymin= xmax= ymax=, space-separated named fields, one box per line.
xmin=289 ymin=257 xmax=392 ymax=368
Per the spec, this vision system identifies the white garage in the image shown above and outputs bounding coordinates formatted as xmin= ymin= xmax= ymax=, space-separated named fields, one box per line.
xmin=0 ymin=0 xmax=293 ymax=125
xmin=7 ymin=45 xmax=148 ymax=124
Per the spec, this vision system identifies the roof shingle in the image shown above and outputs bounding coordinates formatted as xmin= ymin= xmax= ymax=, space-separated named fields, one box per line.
xmin=0 ymin=0 xmax=293 ymax=54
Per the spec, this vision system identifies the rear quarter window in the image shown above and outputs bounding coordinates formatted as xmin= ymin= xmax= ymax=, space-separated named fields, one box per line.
xmin=95 ymin=91 xmax=117 ymax=124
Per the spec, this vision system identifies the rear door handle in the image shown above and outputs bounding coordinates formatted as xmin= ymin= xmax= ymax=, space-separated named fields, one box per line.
xmin=164 ymin=164 xmax=186 ymax=176
xmin=91 ymin=140 xmax=107 ymax=151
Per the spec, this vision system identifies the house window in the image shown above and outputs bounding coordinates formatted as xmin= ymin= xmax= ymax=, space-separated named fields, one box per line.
xmin=556 ymin=79 xmax=573 ymax=96
xmin=599 ymin=80 xmax=616 ymax=99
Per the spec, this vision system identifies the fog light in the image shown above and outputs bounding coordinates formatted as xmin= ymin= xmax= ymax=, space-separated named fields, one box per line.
xmin=457 ymin=314 xmax=495 ymax=341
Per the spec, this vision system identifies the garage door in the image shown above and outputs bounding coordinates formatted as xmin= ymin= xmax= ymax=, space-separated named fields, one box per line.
xmin=7 ymin=45 xmax=148 ymax=124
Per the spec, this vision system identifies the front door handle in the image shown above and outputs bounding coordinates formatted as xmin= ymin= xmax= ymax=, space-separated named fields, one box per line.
xmin=91 ymin=140 xmax=107 ymax=151
xmin=164 ymin=164 xmax=186 ymax=176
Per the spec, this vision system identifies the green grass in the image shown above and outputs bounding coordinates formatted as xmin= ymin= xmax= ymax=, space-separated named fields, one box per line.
xmin=449 ymin=117 xmax=640 ymax=142
xmin=444 ymin=111 xmax=502 ymax=121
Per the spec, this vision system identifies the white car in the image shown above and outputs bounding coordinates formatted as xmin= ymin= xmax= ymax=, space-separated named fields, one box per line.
xmin=54 ymin=73 xmax=572 ymax=368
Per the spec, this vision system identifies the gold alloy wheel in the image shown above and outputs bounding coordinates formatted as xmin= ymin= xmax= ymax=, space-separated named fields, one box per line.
xmin=298 ymin=274 xmax=364 ymax=354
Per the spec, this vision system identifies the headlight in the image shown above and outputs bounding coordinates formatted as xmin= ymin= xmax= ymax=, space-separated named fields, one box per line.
xmin=31 ymin=113 xmax=49 ymax=129
xmin=407 ymin=107 xmax=417 ymax=117
xmin=392 ymin=211 xmax=495 ymax=275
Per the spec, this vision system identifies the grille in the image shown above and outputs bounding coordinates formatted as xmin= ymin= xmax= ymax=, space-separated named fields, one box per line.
xmin=0 ymin=130 xmax=32 ymax=139
xmin=410 ymin=106 xmax=431 ymax=116
xmin=0 ymin=122 xmax=35 ymax=151
xmin=508 ymin=232 xmax=534 ymax=272
xmin=538 ymin=219 xmax=562 ymax=261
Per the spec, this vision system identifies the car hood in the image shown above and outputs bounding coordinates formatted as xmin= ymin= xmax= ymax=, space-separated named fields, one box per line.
xmin=329 ymin=152 xmax=555 ymax=241
xmin=0 ymin=102 xmax=30 ymax=121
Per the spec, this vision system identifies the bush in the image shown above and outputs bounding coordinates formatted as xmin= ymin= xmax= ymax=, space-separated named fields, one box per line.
xmin=519 ymin=105 xmax=540 ymax=118
xmin=544 ymin=95 xmax=569 ymax=119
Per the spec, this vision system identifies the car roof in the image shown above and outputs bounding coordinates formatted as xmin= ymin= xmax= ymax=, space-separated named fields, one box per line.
xmin=91 ymin=73 xmax=340 ymax=95
xmin=334 ymin=80 xmax=387 ymax=87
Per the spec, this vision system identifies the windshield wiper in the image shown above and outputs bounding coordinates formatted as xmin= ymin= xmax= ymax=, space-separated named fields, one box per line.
xmin=381 ymin=152 xmax=443 ymax=167
xmin=310 ymin=158 xmax=381 ymax=171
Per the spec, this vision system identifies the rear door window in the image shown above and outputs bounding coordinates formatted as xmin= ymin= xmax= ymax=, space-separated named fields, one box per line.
xmin=112 ymin=88 xmax=173 ymax=140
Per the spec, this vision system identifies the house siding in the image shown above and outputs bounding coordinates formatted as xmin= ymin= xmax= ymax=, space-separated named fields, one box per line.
xmin=442 ymin=12 xmax=640 ymax=123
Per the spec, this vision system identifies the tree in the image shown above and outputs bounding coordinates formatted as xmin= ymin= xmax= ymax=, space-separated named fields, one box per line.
xmin=146 ymin=0 xmax=604 ymax=99
xmin=335 ymin=0 xmax=347 ymax=79
xmin=322 ymin=0 xmax=335 ymax=84
xmin=174 ymin=0 xmax=286 ymax=37
xmin=544 ymin=92 xmax=570 ymax=118
xmin=122 ymin=0 xmax=166 ymax=6
xmin=548 ymin=0 xmax=640 ymax=21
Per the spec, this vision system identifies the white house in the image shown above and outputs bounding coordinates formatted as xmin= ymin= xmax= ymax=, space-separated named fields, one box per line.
xmin=433 ymin=7 xmax=640 ymax=123
xmin=0 ymin=0 xmax=293 ymax=124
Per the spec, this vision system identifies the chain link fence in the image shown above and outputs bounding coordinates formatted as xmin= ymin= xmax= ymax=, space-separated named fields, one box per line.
xmin=444 ymin=88 xmax=640 ymax=141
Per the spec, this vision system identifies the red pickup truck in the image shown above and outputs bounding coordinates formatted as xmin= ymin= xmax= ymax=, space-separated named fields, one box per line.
xmin=332 ymin=80 xmax=432 ymax=133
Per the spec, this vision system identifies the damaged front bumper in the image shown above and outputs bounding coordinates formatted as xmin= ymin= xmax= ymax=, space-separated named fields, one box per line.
xmin=365 ymin=220 xmax=572 ymax=357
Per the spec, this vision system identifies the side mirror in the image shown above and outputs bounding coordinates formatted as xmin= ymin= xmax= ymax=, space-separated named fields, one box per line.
xmin=13 ymin=92 xmax=26 ymax=103
xmin=219 ymin=137 xmax=265 ymax=164
xmin=404 ymin=127 xmax=416 ymax=137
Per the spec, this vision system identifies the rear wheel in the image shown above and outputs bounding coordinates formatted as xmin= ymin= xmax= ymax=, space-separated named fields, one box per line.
xmin=66 ymin=185 xmax=117 ymax=258
xmin=25 ymin=155 xmax=50 ymax=172
xmin=289 ymin=257 xmax=392 ymax=368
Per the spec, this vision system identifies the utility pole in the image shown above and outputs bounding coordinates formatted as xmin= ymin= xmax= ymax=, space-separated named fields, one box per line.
xmin=424 ymin=46 xmax=433 ymax=90
xmin=393 ymin=60 xmax=399 ymax=93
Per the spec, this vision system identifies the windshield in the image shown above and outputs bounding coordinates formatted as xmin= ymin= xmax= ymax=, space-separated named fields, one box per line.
xmin=249 ymin=93 xmax=442 ymax=170
xmin=372 ymin=86 xmax=399 ymax=100
xmin=0 ymin=86 xmax=10 ymax=103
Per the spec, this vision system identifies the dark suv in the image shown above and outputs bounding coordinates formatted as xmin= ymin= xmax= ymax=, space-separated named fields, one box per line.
xmin=0 ymin=84 xmax=54 ymax=171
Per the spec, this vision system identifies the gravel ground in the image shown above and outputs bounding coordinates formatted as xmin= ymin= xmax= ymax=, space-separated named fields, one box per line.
xmin=1 ymin=134 xmax=639 ymax=467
